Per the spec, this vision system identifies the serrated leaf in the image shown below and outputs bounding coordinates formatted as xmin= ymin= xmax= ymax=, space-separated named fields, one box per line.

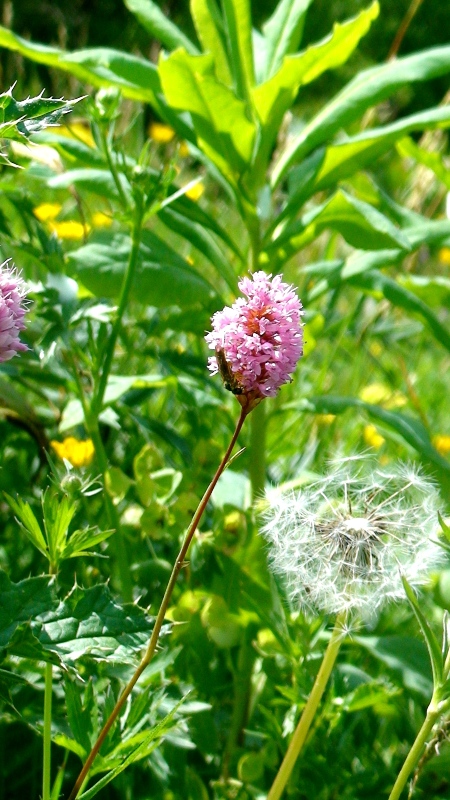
xmin=67 ymin=231 xmax=218 ymax=307
xmin=337 ymin=680 xmax=398 ymax=713
xmin=0 ymin=571 xmax=55 ymax=649
xmin=402 ymin=575 xmax=443 ymax=690
xmin=4 ymin=494 xmax=48 ymax=559
xmin=273 ymin=43 xmax=450 ymax=184
xmin=125 ymin=0 xmax=198 ymax=54
xmin=60 ymin=526 xmax=114 ymax=559
xmin=355 ymin=634 xmax=433 ymax=697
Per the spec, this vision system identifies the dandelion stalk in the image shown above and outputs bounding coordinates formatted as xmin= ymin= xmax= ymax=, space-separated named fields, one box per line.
xmin=267 ymin=612 xmax=347 ymax=800
xmin=388 ymin=702 xmax=442 ymax=800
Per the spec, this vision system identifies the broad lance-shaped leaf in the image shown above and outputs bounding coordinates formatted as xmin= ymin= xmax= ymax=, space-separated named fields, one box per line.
xmin=402 ymin=575 xmax=444 ymax=691
xmin=0 ymin=27 xmax=160 ymax=104
xmin=260 ymin=0 xmax=313 ymax=81
xmin=349 ymin=270 xmax=450 ymax=354
xmin=124 ymin=0 xmax=199 ymax=54
xmin=294 ymin=396 xmax=450 ymax=483
xmin=266 ymin=189 xmax=411 ymax=263
xmin=251 ymin=2 xmax=378 ymax=180
xmin=191 ymin=0 xmax=232 ymax=86
xmin=158 ymin=49 xmax=256 ymax=188
xmin=67 ymin=230 xmax=219 ymax=307
xmin=0 ymin=571 xmax=158 ymax=667
xmin=273 ymin=43 xmax=450 ymax=185
xmin=279 ymin=105 xmax=450 ymax=225
xmin=221 ymin=0 xmax=255 ymax=102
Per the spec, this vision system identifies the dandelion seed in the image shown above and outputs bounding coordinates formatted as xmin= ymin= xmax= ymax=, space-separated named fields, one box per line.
xmin=205 ymin=271 xmax=303 ymax=408
xmin=0 ymin=261 xmax=29 ymax=363
xmin=262 ymin=457 xmax=442 ymax=615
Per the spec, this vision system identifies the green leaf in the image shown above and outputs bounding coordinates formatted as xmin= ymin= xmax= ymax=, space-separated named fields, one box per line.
xmin=0 ymin=27 xmax=160 ymax=104
xmin=261 ymin=0 xmax=313 ymax=80
xmin=356 ymin=634 xmax=432 ymax=697
xmin=397 ymin=135 xmax=450 ymax=190
xmin=158 ymin=206 xmax=238 ymax=290
xmin=337 ymin=680 xmax=399 ymax=713
xmin=4 ymin=494 xmax=48 ymax=559
xmin=169 ymin=193 xmax=244 ymax=260
xmin=67 ymin=231 xmax=218 ymax=307
xmin=402 ymin=575 xmax=444 ymax=690
xmin=0 ymin=571 xmax=54 ymax=650
xmin=398 ymin=275 xmax=450 ymax=309
xmin=124 ymin=0 xmax=199 ymax=54
xmin=42 ymin=489 xmax=77 ymax=566
xmin=269 ymin=189 xmax=411 ymax=261
xmin=273 ymin=43 xmax=450 ymax=184
xmin=221 ymin=0 xmax=255 ymax=101
xmin=48 ymin=168 xmax=131 ymax=202
xmin=252 ymin=3 xmax=378 ymax=182
xmin=190 ymin=0 xmax=232 ymax=85
xmin=78 ymin=698 xmax=186 ymax=798
xmin=349 ymin=270 xmax=450 ymax=353
xmin=297 ymin=395 xmax=450 ymax=483
xmin=60 ymin=526 xmax=114 ymax=559
xmin=158 ymin=49 xmax=256 ymax=187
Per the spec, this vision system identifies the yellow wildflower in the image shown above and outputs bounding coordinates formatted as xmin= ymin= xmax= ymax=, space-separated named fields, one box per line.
xmin=363 ymin=424 xmax=385 ymax=449
xmin=185 ymin=181 xmax=204 ymax=202
xmin=179 ymin=141 xmax=190 ymax=158
xmin=149 ymin=122 xmax=175 ymax=143
xmin=92 ymin=211 xmax=112 ymax=228
xmin=433 ymin=435 xmax=450 ymax=456
xmin=50 ymin=220 xmax=89 ymax=240
xmin=34 ymin=203 xmax=62 ymax=222
xmin=59 ymin=122 xmax=96 ymax=149
xmin=369 ymin=341 xmax=383 ymax=358
xmin=359 ymin=382 xmax=407 ymax=409
xmin=438 ymin=248 xmax=450 ymax=266
xmin=316 ymin=414 xmax=336 ymax=425
xmin=51 ymin=437 xmax=95 ymax=468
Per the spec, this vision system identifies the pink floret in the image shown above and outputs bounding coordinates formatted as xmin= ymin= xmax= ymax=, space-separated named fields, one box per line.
xmin=205 ymin=271 xmax=303 ymax=398
xmin=0 ymin=261 xmax=29 ymax=363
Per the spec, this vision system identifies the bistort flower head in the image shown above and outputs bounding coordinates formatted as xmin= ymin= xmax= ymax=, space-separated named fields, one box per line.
xmin=205 ymin=271 xmax=303 ymax=407
xmin=262 ymin=457 xmax=443 ymax=616
xmin=0 ymin=261 xmax=29 ymax=363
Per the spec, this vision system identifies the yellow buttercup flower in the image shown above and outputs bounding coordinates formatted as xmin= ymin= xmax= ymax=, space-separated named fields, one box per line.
xmin=433 ymin=435 xmax=450 ymax=456
xmin=59 ymin=122 xmax=96 ymax=149
xmin=34 ymin=203 xmax=62 ymax=222
xmin=149 ymin=122 xmax=175 ymax=143
xmin=50 ymin=220 xmax=89 ymax=240
xmin=92 ymin=211 xmax=112 ymax=228
xmin=438 ymin=248 xmax=450 ymax=266
xmin=185 ymin=181 xmax=204 ymax=202
xmin=316 ymin=414 xmax=336 ymax=425
xmin=364 ymin=424 xmax=385 ymax=449
xmin=51 ymin=437 xmax=95 ymax=468
xmin=179 ymin=141 xmax=190 ymax=158
xmin=359 ymin=382 xmax=407 ymax=409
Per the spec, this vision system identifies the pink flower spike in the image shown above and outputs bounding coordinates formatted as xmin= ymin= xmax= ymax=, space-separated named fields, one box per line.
xmin=205 ymin=271 xmax=303 ymax=407
xmin=0 ymin=260 xmax=29 ymax=363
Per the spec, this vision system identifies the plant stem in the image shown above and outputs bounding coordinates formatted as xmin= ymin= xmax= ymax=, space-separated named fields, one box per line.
xmin=267 ymin=612 xmax=347 ymax=800
xmin=66 ymin=406 xmax=249 ymax=800
xmin=42 ymin=661 xmax=53 ymax=800
xmin=249 ymin=400 xmax=266 ymax=498
xmin=388 ymin=702 xmax=441 ymax=800
xmin=93 ymin=195 xmax=144 ymax=415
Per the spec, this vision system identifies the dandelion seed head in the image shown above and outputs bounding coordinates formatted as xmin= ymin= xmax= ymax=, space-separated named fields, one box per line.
xmin=262 ymin=458 xmax=443 ymax=616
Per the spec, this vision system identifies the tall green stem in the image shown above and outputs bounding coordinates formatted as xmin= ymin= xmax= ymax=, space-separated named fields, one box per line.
xmin=248 ymin=401 xmax=266 ymax=498
xmin=67 ymin=406 xmax=249 ymax=800
xmin=388 ymin=702 xmax=441 ymax=800
xmin=267 ymin=612 xmax=347 ymax=800
xmin=42 ymin=661 xmax=53 ymax=800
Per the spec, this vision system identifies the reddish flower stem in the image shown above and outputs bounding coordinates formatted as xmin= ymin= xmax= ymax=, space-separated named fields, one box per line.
xmin=67 ymin=406 xmax=248 ymax=800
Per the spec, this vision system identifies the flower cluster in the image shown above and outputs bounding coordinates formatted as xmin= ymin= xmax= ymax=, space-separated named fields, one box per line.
xmin=262 ymin=458 xmax=442 ymax=616
xmin=0 ymin=261 xmax=29 ymax=363
xmin=205 ymin=271 xmax=303 ymax=403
